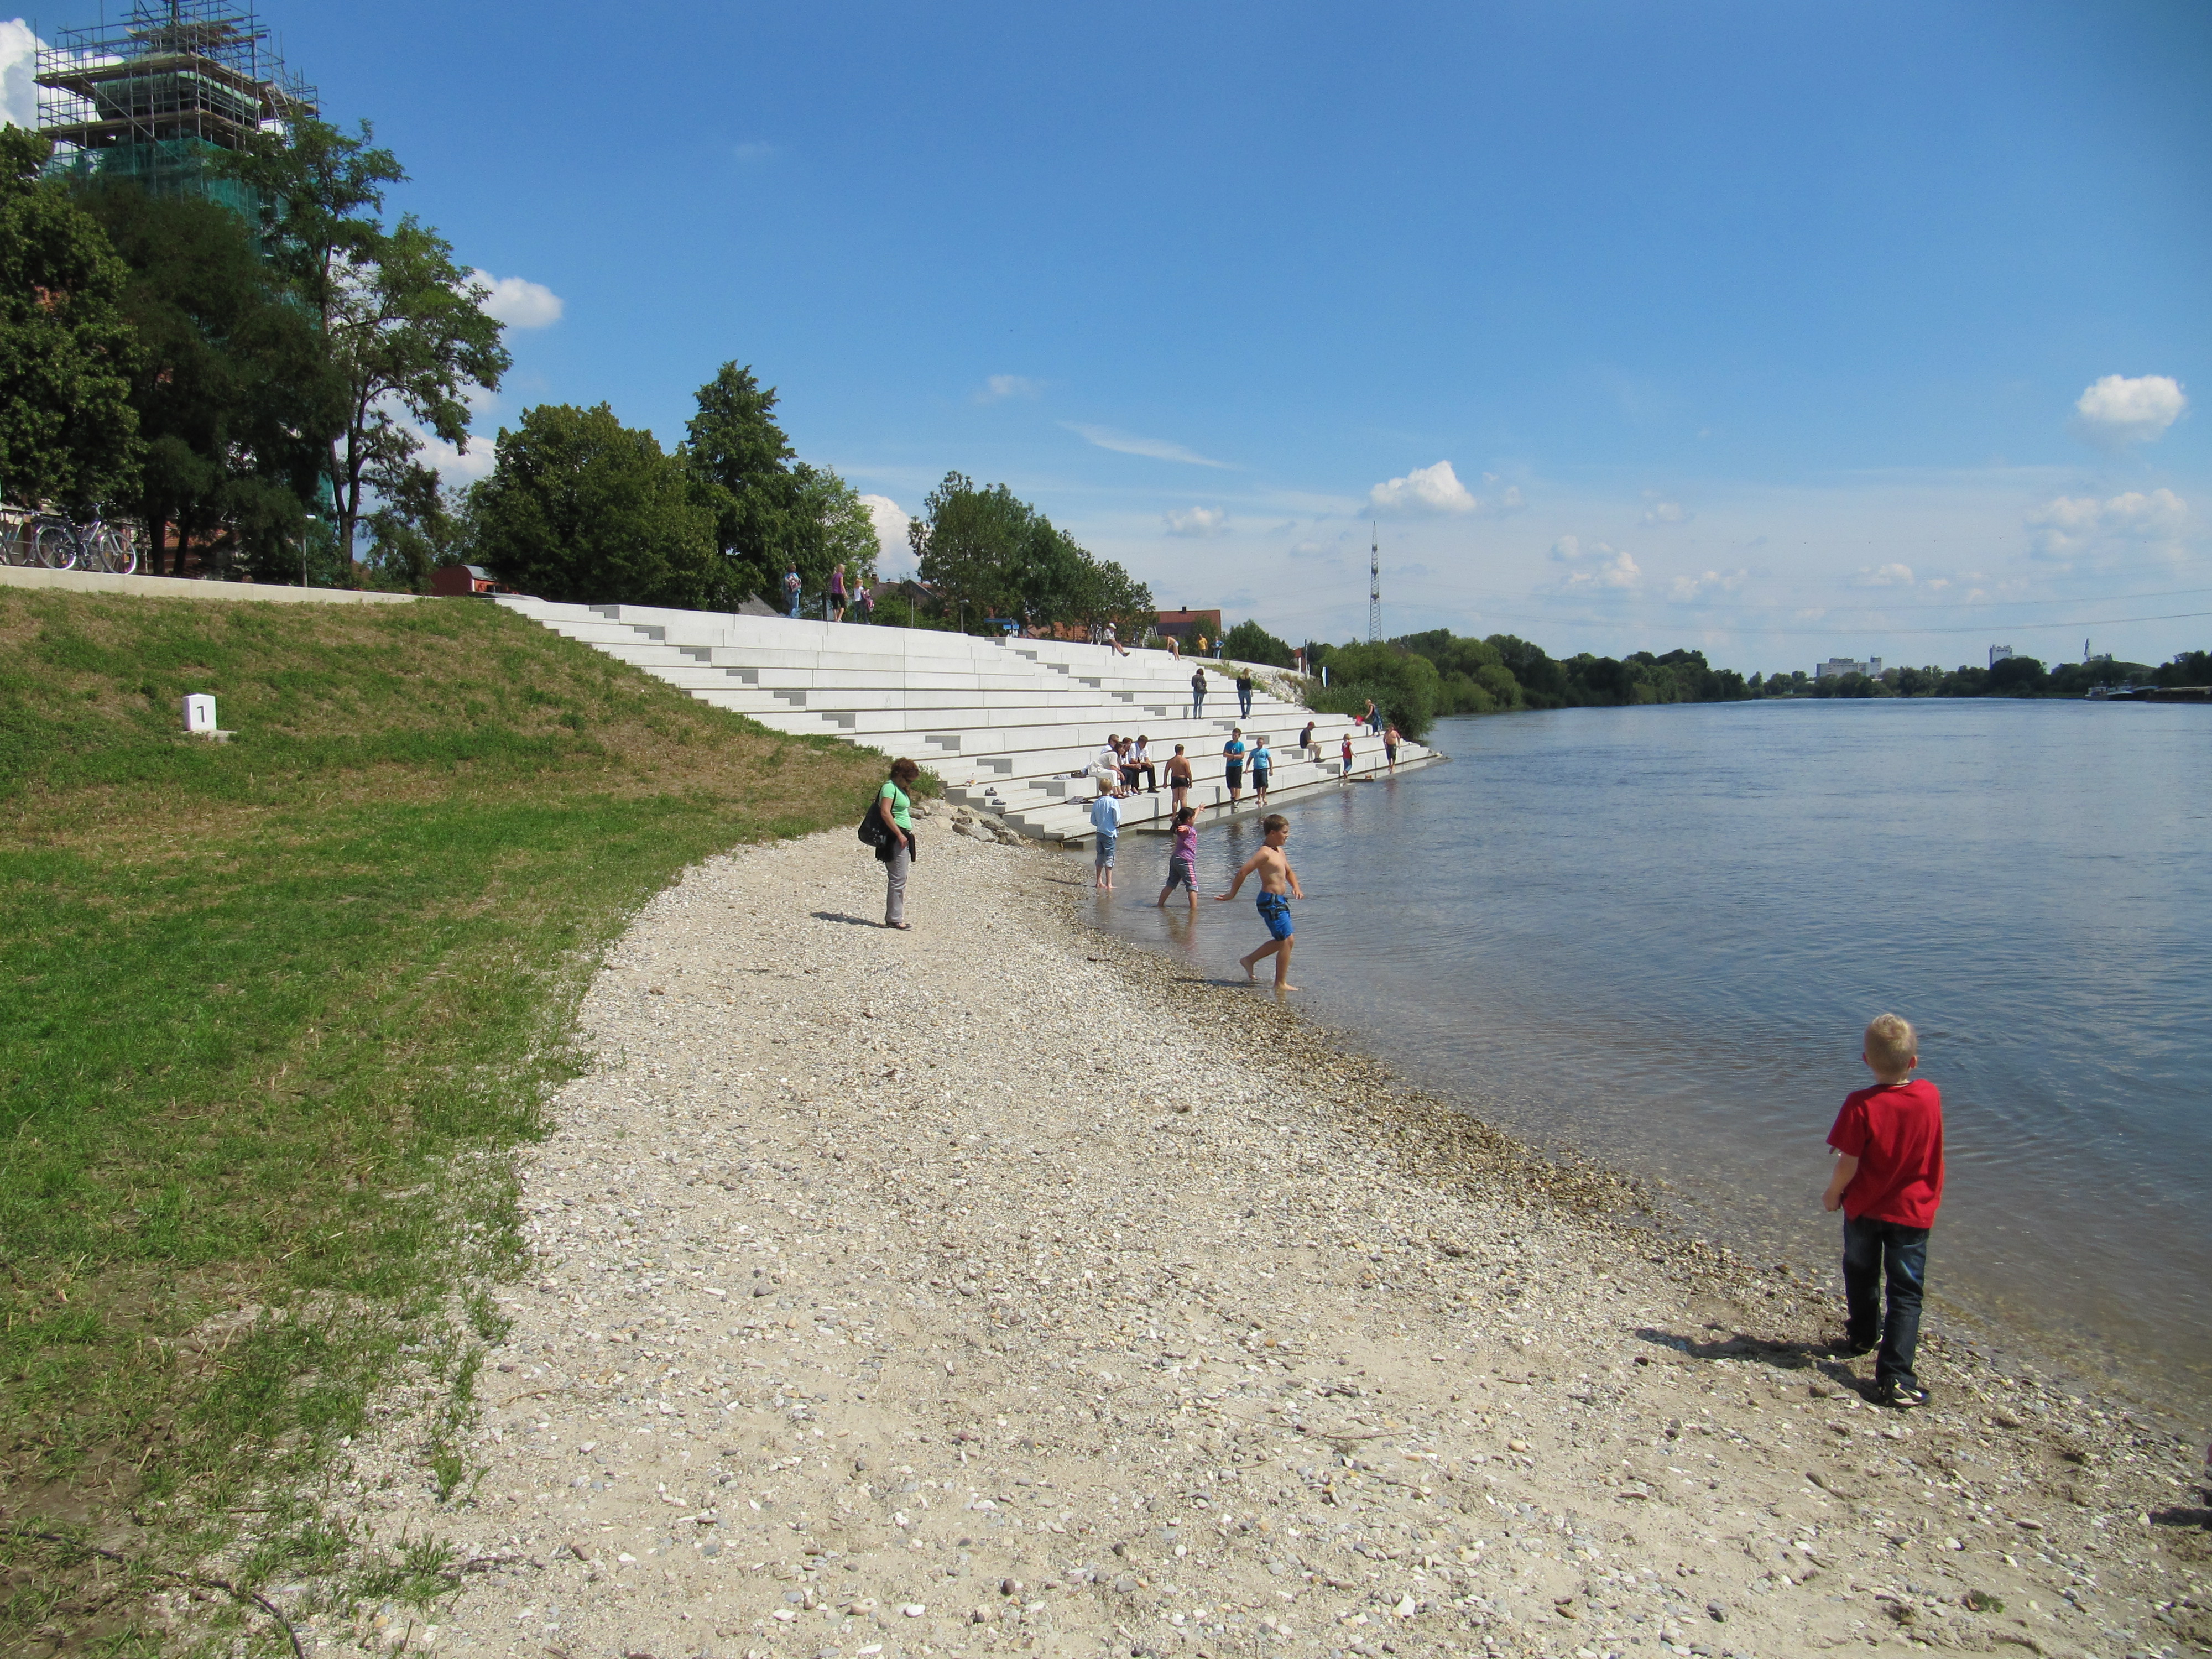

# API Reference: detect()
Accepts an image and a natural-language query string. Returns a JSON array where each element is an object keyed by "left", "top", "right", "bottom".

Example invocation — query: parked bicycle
[{"left": 28, "top": 512, "right": 137, "bottom": 574}]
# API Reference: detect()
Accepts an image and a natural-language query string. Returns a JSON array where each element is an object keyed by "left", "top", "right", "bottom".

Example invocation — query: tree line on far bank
[{"left": 1209, "top": 620, "right": 2210, "bottom": 746}]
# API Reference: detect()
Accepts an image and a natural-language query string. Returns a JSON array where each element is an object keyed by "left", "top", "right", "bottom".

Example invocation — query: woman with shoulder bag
[{"left": 876, "top": 758, "right": 921, "bottom": 930}]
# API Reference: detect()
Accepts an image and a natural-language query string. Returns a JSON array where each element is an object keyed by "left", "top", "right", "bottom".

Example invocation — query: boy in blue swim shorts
[{"left": 1216, "top": 813, "right": 1305, "bottom": 991}]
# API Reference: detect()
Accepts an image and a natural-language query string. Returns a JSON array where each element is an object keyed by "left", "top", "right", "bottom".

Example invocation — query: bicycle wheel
[
  {"left": 92, "top": 524, "right": 138, "bottom": 575},
  {"left": 32, "top": 520, "right": 79, "bottom": 570}
]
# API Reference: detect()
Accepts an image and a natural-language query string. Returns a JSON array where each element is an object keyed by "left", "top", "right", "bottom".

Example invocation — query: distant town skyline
[{"left": 6, "top": 1, "right": 2205, "bottom": 671}]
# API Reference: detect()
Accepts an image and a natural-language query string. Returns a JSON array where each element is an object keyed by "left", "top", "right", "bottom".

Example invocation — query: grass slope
[{"left": 0, "top": 591, "right": 888, "bottom": 1645}]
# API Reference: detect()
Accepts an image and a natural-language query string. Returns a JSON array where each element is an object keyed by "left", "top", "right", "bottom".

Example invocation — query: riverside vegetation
[
  {"left": 1211, "top": 624, "right": 2212, "bottom": 745},
  {"left": 0, "top": 589, "right": 895, "bottom": 1645}
]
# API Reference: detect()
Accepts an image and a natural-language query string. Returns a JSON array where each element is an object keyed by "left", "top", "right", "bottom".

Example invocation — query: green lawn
[{"left": 0, "top": 590, "right": 886, "bottom": 1645}]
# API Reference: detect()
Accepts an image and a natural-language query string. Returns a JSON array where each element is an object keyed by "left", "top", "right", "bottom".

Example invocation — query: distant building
[
  {"left": 1152, "top": 608, "right": 1222, "bottom": 646},
  {"left": 2084, "top": 638, "right": 2112, "bottom": 665},
  {"left": 1815, "top": 656, "right": 1882, "bottom": 680},
  {"left": 430, "top": 564, "right": 513, "bottom": 598},
  {"left": 1990, "top": 644, "right": 2015, "bottom": 669}
]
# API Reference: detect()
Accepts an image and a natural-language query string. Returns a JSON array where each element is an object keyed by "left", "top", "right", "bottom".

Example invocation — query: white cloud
[
  {"left": 1369, "top": 460, "right": 1478, "bottom": 516},
  {"left": 1164, "top": 506, "right": 1228, "bottom": 536},
  {"left": 1499, "top": 484, "right": 1526, "bottom": 512},
  {"left": 1668, "top": 568, "right": 1749, "bottom": 601},
  {"left": 0, "top": 20, "right": 40, "bottom": 128},
  {"left": 1063, "top": 423, "right": 1229, "bottom": 468},
  {"left": 1641, "top": 497, "right": 1692, "bottom": 525},
  {"left": 416, "top": 428, "right": 497, "bottom": 486},
  {"left": 1850, "top": 562, "right": 1915, "bottom": 587},
  {"left": 1548, "top": 534, "right": 1641, "bottom": 590},
  {"left": 2072, "top": 374, "right": 2186, "bottom": 446},
  {"left": 466, "top": 270, "right": 564, "bottom": 329},
  {"left": 860, "top": 494, "right": 912, "bottom": 564},
  {"left": 2027, "top": 487, "right": 2189, "bottom": 561},
  {"left": 978, "top": 374, "right": 1044, "bottom": 402}
]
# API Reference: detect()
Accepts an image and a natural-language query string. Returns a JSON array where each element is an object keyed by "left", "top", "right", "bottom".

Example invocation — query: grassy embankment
[{"left": 0, "top": 591, "right": 889, "bottom": 1646}]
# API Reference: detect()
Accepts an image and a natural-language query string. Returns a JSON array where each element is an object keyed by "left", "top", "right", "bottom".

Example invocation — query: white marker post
[{"left": 183, "top": 693, "right": 233, "bottom": 742}]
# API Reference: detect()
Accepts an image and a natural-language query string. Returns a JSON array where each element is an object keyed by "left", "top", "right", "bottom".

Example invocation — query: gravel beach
[{"left": 302, "top": 820, "right": 2210, "bottom": 1659}]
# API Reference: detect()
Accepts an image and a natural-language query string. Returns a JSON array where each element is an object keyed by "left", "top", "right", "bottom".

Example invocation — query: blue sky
[{"left": 11, "top": 1, "right": 2209, "bottom": 670}]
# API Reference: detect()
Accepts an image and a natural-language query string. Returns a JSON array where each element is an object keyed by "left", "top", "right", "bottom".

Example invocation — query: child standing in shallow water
[
  {"left": 1216, "top": 813, "right": 1305, "bottom": 990},
  {"left": 1156, "top": 805, "right": 1200, "bottom": 910},
  {"left": 1823, "top": 1012, "right": 1944, "bottom": 1410}
]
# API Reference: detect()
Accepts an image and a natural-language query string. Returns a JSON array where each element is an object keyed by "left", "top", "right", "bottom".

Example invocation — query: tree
[
  {"left": 0, "top": 128, "right": 140, "bottom": 510},
  {"left": 77, "top": 179, "right": 337, "bottom": 576},
  {"left": 908, "top": 471, "right": 1150, "bottom": 633},
  {"left": 1304, "top": 641, "right": 1441, "bottom": 740},
  {"left": 1986, "top": 654, "right": 2047, "bottom": 697},
  {"left": 322, "top": 218, "right": 508, "bottom": 574},
  {"left": 1222, "top": 619, "right": 1293, "bottom": 667},
  {"left": 2156, "top": 650, "right": 2211, "bottom": 688},
  {"left": 470, "top": 403, "right": 715, "bottom": 608},
  {"left": 684, "top": 362, "right": 877, "bottom": 608},
  {"left": 910, "top": 472, "right": 1034, "bottom": 622},
  {"left": 363, "top": 462, "right": 466, "bottom": 592},
  {"left": 225, "top": 119, "right": 508, "bottom": 576}
]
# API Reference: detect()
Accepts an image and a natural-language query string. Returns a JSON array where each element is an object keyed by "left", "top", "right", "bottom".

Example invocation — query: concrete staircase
[{"left": 495, "top": 597, "right": 1441, "bottom": 842}]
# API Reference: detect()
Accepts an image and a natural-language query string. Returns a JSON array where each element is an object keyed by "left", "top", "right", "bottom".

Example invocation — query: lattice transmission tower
[{"left": 1368, "top": 523, "right": 1382, "bottom": 643}]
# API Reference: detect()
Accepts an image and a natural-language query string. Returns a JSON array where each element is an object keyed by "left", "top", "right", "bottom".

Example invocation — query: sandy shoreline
[{"left": 294, "top": 822, "right": 2208, "bottom": 1659}]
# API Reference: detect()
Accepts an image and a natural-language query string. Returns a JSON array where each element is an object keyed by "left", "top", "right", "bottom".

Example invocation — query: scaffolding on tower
[
  {"left": 35, "top": 0, "right": 317, "bottom": 215},
  {"left": 1368, "top": 523, "right": 1382, "bottom": 643}
]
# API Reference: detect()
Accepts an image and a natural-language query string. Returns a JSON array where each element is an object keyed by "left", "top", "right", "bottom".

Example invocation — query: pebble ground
[{"left": 306, "top": 818, "right": 2210, "bottom": 1659}]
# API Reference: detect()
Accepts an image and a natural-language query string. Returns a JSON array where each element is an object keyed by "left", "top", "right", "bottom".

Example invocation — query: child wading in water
[
  {"left": 1216, "top": 813, "right": 1304, "bottom": 990},
  {"left": 1156, "top": 805, "right": 1200, "bottom": 910},
  {"left": 1823, "top": 1012, "right": 1944, "bottom": 1410}
]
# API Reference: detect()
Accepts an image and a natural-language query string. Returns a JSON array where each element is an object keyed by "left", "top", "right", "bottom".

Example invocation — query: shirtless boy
[{"left": 1216, "top": 813, "right": 1305, "bottom": 990}]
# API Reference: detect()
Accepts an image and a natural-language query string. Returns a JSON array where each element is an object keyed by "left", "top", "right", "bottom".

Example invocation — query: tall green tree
[
  {"left": 1222, "top": 619, "right": 1294, "bottom": 667},
  {"left": 684, "top": 362, "right": 875, "bottom": 607},
  {"left": 77, "top": 180, "right": 337, "bottom": 576},
  {"left": 471, "top": 402, "right": 714, "bottom": 608},
  {"left": 909, "top": 472, "right": 1032, "bottom": 622},
  {"left": 908, "top": 471, "right": 1150, "bottom": 632},
  {"left": 225, "top": 119, "right": 508, "bottom": 576},
  {"left": 0, "top": 128, "right": 140, "bottom": 511}
]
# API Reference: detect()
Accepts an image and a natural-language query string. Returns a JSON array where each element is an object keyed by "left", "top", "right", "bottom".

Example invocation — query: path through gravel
[{"left": 312, "top": 821, "right": 2209, "bottom": 1659}]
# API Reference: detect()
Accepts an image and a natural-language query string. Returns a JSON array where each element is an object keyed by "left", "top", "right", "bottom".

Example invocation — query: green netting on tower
[{"left": 45, "top": 136, "right": 264, "bottom": 220}]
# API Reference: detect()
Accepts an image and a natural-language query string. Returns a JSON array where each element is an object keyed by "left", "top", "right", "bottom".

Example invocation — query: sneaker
[
  {"left": 1828, "top": 1336, "right": 1879, "bottom": 1358},
  {"left": 1877, "top": 1381, "right": 1929, "bottom": 1410}
]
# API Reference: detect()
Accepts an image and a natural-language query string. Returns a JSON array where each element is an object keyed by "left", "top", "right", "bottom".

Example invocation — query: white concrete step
[{"left": 496, "top": 595, "right": 1441, "bottom": 841}]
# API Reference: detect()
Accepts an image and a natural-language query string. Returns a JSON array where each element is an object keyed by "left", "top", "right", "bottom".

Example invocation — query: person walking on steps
[
  {"left": 854, "top": 580, "right": 874, "bottom": 624},
  {"left": 784, "top": 564, "right": 804, "bottom": 619},
  {"left": 876, "top": 758, "right": 921, "bottom": 930},
  {"left": 828, "top": 562, "right": 848, "bottom": 622},
  {"left": 1236, "top": 669, "right": 1255, "bottom": 720},
  {"left": 1190, "top": 667, "right": 1208, "bottom": 721}
]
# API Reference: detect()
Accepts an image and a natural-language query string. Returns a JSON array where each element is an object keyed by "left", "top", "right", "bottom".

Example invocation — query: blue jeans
[
  {"left": 1237, "top": 689, "right": 1253, "bottom": 718},
  {"left": 1843, "top": 1214, "right": 1929, "bottom": 1391}
]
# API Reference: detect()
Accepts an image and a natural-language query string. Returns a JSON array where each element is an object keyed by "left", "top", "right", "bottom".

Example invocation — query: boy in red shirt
[{"left": 1822, "top": 1013, "right": 1944, "bottom": 1409}]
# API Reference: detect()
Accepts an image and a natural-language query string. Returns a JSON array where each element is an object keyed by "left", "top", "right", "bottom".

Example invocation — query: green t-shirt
[{"left": 878, "top": 780, "right": 912, "bottom": 831}]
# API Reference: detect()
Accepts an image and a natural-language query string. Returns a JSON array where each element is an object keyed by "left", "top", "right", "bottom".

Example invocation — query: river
[{"left": 1084, "top": 696, "right": 2212, "bottom": 1416}]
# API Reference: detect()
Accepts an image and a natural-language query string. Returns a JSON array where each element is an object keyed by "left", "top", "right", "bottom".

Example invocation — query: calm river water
[{"left": 1085, "top": 698, "right": 2212, "bottom": 1415}]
